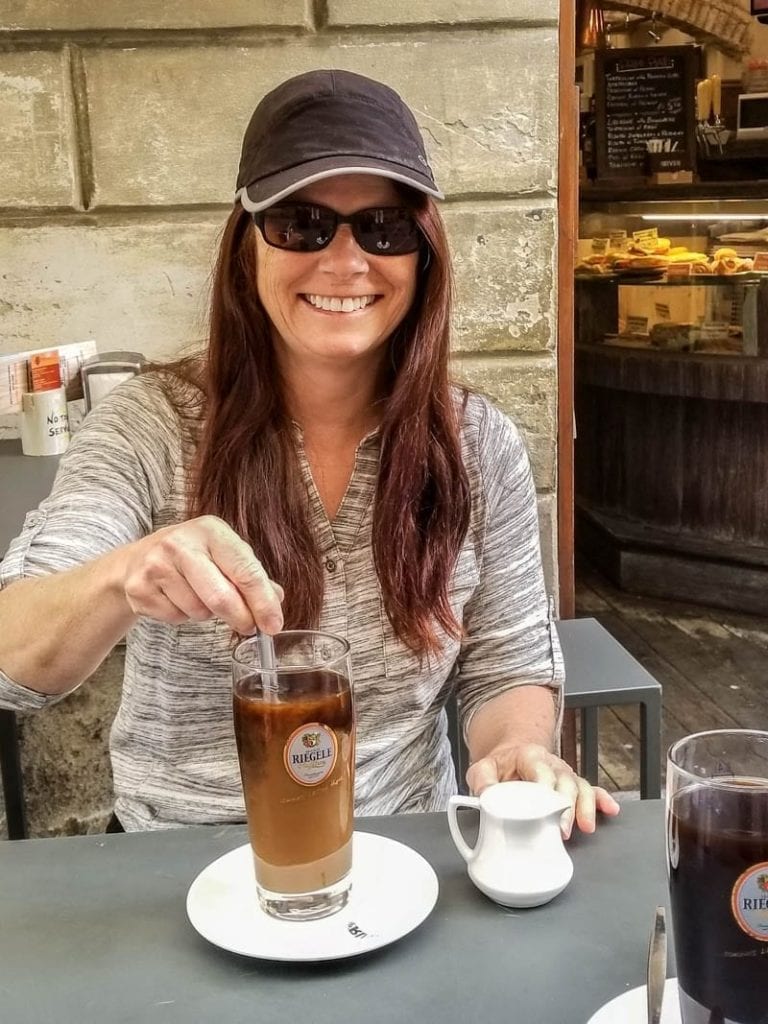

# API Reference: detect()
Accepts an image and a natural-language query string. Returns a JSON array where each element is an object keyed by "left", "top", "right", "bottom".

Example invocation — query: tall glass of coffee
[
  {"left": 667, "top": 730, "right": 768, "bottom": 1024},
  {"left": 232, "top": 630, "right": 355, "bottom": 921}
]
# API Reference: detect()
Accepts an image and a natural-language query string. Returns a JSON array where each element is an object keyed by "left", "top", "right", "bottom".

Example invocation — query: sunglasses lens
[
  {"left": 258, "top": 205, "right": 421, "bottom": 256},
  {"left": 260, "top": 205, "right": 336, "bottom": 251},
  {"left": 355, "top": 208, "right": 420, "bottom": 255}
]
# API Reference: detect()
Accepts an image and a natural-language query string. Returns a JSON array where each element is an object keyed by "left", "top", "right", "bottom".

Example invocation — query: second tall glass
[{"left": 667, "top": 729, "right": 768, "bottom": 1024}]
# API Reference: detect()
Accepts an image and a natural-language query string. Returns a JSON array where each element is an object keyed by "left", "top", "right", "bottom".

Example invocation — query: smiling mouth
[{"left": 301, "top": 294, "right": 379, "bottom": 313}]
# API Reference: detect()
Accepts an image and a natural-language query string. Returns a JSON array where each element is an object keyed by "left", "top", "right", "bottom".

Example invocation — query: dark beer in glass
[{"left": 667, "top": 730, "right": 768, "bottom": 1024}]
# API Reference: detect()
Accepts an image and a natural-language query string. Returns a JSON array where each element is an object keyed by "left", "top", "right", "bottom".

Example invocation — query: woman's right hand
[{"left": 120, "top": 515, "right": 284, "bottom": 635}]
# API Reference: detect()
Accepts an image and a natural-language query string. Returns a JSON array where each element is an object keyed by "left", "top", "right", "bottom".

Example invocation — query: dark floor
[{"left": 576, "top": 561, "right": 768, "bottom": 793}]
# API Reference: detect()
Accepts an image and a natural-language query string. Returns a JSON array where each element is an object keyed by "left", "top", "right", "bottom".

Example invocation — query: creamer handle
[{"left": 447, "top": 795, "right": 481, "bottom": 863}]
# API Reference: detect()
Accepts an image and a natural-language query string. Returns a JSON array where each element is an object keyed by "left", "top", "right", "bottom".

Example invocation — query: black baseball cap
[{"left": 235, "top": 70, "right": 443, "bottom": 212}]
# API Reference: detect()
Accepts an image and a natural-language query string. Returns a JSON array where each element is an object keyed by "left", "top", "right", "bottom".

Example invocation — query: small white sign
[{"left": 627, "top": 315, "right": 649, "bottom": 336}]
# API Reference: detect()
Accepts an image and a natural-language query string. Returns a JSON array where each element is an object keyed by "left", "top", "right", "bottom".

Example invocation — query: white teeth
[{"left": 304, "top": 294, "right": 376, "bottom": 312}]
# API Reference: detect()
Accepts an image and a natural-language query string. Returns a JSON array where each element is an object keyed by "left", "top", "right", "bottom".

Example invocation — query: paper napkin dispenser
[{"left": 81, "top": 351, "right": 146, "bottom": 412}]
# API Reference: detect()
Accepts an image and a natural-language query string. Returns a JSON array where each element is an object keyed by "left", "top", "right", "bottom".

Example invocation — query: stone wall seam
[
  {"left": 0, "top": 21, "right": 557, "bottom": 52},
  {"left": 0, "top": 204, "right": 229, "bottom": 229},
  {"left": 326, "top": 0, "right": 559, "bottom": 26},
  {"left": 0, "top": 195, "right": 559, "bottom": 225},
  {"left": 312, "top": 0, "right": 329, "bottom": 31},
  {"left": 444, "top": 196, "right": 558, "bottom": 214},
  {"left": 0, "top": 197, "right": 557, "bottom": 226},
  {"left": 326, "top": 19, "right": 559, "bottom": 32},
  {"left": 64, "top": 44, "right": 94, "bottom": 211},
  {"left": 452, "top": 351, "right": 558, "bottom": 366},
  {"left": 319, "top": 25, "right": 557, "bottom": 48}
]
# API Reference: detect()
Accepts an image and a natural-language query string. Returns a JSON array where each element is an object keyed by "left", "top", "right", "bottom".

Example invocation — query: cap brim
[{"left": 236, "top": 155, "right": 443, "bottom": 211}]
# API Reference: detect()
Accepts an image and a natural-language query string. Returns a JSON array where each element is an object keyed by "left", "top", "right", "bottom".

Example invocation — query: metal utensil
[
  {"left": 257, "top": 630, "right": 278, "bottom": 701},
  {"left": 647, "top": 906, "right": 667, "bottom": 1024}
]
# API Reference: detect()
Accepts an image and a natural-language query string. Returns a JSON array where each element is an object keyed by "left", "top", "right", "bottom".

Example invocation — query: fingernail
[{"left": 263, "top": 615, "right": 283, "bottom": 634}]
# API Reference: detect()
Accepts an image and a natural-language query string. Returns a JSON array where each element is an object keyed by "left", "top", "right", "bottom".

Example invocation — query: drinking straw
[{"left": 258, "top": 630, "right": 278, "bottom": 701}]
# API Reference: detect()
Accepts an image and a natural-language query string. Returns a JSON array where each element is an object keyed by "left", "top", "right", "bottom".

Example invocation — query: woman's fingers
[
  {"left": 157, "top": 571, "right": 228, "bottom": 623},
  {"left": 174, "top": 544, "right": 262, "bottom": 634},
  {"left": 549, "top": 771, "right": 580, "bottom": 838},
  {"left": 571, "top": 775, "right": 598, "bottom": 836},
  {"left": 518, "top": 746, "right": 558, "bottom": 789},
  {"left": 465, "top": 757, "right": 500, "bottom": 796},
  {"left": 466, "top": 743, "right": 621, "bottom": 837},
  {"left": 204, "top": 521, "right": 284, "bottom": 632},
  {"left": 594, "top": 786, "right": 621, "bottom": 817},
  {"left": 123, "top": 516, "right": 285, "bottom": 633},
  {"left": 124, "top": 587, "right": 189, "bottom": 625}
]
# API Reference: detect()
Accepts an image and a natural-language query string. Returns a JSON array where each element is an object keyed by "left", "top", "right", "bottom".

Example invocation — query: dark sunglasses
[{"left": 252, "top": 202, "right": 422, "bottom": 256}]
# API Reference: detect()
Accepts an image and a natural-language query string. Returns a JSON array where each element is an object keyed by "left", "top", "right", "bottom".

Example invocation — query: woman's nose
[{"left": 316, "top": 223, "right": 369, "bottom": 275}]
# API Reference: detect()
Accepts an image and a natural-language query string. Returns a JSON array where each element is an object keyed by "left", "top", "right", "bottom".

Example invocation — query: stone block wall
[{"left": 0, "top": 1, "right": 561, "bottom": 836}]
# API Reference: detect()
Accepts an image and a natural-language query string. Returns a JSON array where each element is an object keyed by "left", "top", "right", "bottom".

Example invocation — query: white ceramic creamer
[{"left": 448, "top": 780, "right": 574, "bottom": 908}]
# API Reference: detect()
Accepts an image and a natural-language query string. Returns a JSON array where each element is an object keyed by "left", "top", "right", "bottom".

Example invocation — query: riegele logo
[
  {"left": 732, "top": 861, "right": 768, "bottom": 941},
  {"left": 284, "top": 723, "right": 337, "bottom": 787}
]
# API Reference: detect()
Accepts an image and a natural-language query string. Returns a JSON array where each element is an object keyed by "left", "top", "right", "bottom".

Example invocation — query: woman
[{"left": 0, "top": 70, "right": 619, "bottom": 834}]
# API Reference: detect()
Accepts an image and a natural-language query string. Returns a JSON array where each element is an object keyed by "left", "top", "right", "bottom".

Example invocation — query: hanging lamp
[{"left": 576, "top": 0, "right": 607, "bottom": 51}]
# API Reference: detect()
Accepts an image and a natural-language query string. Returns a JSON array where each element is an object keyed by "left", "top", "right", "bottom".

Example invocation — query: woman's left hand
[{"left": 466, "top": 742, "right": 621, "bottom": 839}]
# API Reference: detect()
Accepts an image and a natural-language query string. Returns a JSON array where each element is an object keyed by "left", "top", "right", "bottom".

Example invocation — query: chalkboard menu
[{"left": 595, "top": 46, "right": 701, "bottom": 181}]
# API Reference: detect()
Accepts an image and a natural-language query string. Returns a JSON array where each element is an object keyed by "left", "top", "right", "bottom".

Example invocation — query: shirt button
[{"left": 325, "top": 558, "right": 337, "bottom": 573}]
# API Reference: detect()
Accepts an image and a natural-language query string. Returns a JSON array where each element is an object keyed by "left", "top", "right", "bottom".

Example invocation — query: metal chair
[
  {"left": 0, "top": 710, "right": 28, "bottom": 840},
  {"left": 447, "top": 617, "right": 663, "bottom": 799}
]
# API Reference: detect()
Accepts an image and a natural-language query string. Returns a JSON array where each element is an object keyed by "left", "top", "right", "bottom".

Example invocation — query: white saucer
[
  {"left": 587, "top": 979, "right": 680, "bottom": 1024},
  {"left": 186, "top": 831, "right": 439, "bottom": 961}
]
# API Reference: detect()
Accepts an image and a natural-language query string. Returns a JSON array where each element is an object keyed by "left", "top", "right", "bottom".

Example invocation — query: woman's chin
[{"left": 300, "top": 336, "right": 388, "bottom": 364}]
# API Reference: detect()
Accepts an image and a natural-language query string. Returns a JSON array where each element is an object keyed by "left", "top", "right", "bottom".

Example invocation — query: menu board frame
[{"left": 594, "top": 45, "right": 701, "bottom": 182}]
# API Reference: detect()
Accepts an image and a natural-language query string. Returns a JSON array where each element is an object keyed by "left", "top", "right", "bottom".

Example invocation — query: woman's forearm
[
  {"left": 466, "top": 684, "right": 559, "bottom": 764},
  {"left": 0, "top": 546, "right": 138, "bottom": 695}
]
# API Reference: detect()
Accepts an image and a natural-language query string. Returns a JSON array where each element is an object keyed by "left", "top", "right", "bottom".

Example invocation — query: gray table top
[{"left": 0, "top": 801, "right": 671, "bottom": 1024}]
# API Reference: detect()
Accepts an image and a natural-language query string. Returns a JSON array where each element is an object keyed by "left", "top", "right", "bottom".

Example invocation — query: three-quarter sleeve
[
  {"left": 0, "top": 374, "right": 180, "bottom": 710},
  {"left": 455, "top": 404, "right": 564, "bottom": 742}
]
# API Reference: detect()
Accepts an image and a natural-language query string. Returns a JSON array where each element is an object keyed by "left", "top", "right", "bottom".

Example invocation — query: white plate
[
  {"left": 587, "top": 979, "right": 681, "bottom": 1024},
  {"left": 186, "top": 831, "right": 439, "bottom": 961}
]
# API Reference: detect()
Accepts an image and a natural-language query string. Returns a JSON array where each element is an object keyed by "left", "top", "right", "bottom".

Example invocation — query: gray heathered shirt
[{"left": 0, "top": 374, "right": 563, "bottom": 830}]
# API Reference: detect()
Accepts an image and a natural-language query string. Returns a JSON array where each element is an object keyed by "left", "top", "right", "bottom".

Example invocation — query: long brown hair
[{"left": 185, "top": 193, "right": 471, "bottom": 654}]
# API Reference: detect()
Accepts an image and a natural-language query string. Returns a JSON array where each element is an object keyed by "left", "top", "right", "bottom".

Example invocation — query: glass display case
[
  {"left": 576, "top": 197, "right": 768, "bottom": 356},
  {"left": 574, "top": 196, "right": 768, "bottom": 616}
]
